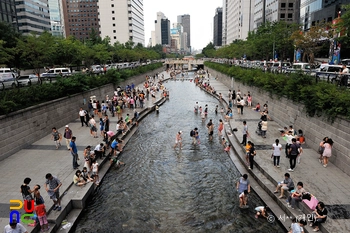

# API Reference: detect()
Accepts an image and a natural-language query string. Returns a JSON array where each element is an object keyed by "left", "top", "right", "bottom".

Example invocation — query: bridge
[{"left": 164, "top": 59, "right": 204, "bottom": 70}]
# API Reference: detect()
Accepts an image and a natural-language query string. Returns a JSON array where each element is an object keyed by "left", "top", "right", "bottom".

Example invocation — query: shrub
[
  {"left": 0, "top": 63, "right": 163, "bottom": 115},
  {"left": 205, "top": 61, "right": 350, "bottom": 122}
]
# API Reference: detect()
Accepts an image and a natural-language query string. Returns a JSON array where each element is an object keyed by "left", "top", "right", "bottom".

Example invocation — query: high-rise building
[
  {"left": 15, "top": 0, "right": 51, "bottom": 35},
  {"left": 222, "top": 0, "right": 228, "bottom": 45},
  {"left": 300, "top": 0, "right": 350, "bottom": 30},
  {"left": 177, "top": 14, "right": 190, "bottom": 51},
  {"left": 161, "top": 17, "right": 170, "bottom": 45},
  {"left": 61, "top": 0, "right": 99, "bottom": 41},
  {"left": 0, "top": 0, "right": 17, "bottom": 30},
  {"left": 48, "top": 0, "right": 63, "bottom": 37},
  {"left": 254, "top": 0, "right": 266, "bottom": 29},
  {"left": 170, "top": 24, "right": 182, "bottom": 52},
  {"left": 213, "top": 7, "right": 223, "bottom": 47},
  {"left": 99, "top": 0, "right": 144, "bottom": 46},
  {"left": 254, "top": 0, "right": 301, "bottom": 30},
  {"left": 225, "top": 0, "right": 254, "bottom": 43},
  {"left": 151, "top": 12, "right": 170, "bottom": 46}
]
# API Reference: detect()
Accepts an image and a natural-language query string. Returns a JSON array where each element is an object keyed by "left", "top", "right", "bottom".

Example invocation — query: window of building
[
  {"left": 111, "top": 4, "right": 114, "bottom": 7},
  {"left": 288, "top": 13, "right": 292, "bottom": 18},
  {"left": 112, "top": 11, "right": 114, "bottom": 14},
  {"left": 281, "top": 3, "right": 286, "bottom": 8},
  {"left": 113, "top": 23, "right": 115, "bottom": 26},
  {"left": 280, "top": 13, "right": 285, "bottom": 18},
  {"left": 112, "top": 17, "right": 115, "bottom": 20},
  {"left": 288, "top": 3, "right": 293, "bottom": 8},
  {"left": 113, "top": 30, "right": 116, "bottom": 33},
  {"left": 114, "top": 36, "right": 117, "bottom": 39}
]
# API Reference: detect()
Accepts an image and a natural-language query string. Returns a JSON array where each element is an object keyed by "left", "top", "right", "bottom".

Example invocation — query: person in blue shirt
[{"left": 69, "top": 137, "right": 79, "bottom": 169}]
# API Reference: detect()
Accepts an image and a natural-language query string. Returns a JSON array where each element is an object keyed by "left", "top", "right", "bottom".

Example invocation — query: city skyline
[{"left": 144, "top": 0, "right": 222, "bottom": 50}]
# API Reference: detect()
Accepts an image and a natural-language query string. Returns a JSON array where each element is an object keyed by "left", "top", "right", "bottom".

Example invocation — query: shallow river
[{"left": 75, "top": 75, "right": 285, "bottom": 233}]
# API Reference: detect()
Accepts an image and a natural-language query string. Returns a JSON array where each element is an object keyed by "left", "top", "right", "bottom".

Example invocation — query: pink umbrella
[{"left": 107, "top": 131, "right": 115, "bottom": 137}]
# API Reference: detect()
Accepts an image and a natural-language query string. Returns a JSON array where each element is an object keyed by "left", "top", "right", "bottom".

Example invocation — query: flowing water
[{"left": 75, "top": 74, "right": 285, "bottom": 233}]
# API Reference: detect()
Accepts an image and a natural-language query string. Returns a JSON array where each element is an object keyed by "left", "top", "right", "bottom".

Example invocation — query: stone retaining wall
[
  {"left": 0, "top": 67, "right": 164, "bottom": 161},
  {"left": 207, "top": 67, "right": 350, "bottom": 176}
]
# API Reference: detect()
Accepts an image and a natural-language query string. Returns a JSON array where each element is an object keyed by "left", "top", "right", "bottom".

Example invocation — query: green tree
[
  {"left": 92, "top": 43, "right": 111, "bottom": 64},
  {"left": 16, "top": 32, "right": 56, "bottom": 75},
  {"left": 54, "top": 36, "right": 85, "bottom": 67},
  {"left": 0, "top": 22, "right": 21, "bottom": 67},
  {"left": 202, "top": 42, "right": 216, "bottom": 58},
  {"left": 291, "top": 23, "right": 330, "bottom": 63},
  {"left": 336, "top": 4, "right": 350, "bottom": 59},
  {"left": 0, "top": 40, "right": 11, "bottom": 64}
]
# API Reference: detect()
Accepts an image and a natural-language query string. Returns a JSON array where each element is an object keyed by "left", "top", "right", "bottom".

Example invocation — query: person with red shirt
[{"left": 35, "top": 200, "right": 49, "bottom": 232}]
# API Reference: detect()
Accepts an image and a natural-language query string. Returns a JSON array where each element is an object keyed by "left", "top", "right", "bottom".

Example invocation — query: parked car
[
  {"left": 315, "top": 64, "right": 343, "bottom": 82},
  {"left": 286, "top": 63, "right": 315, "bottom": 75},
  {"left": 0, "top": 68, "right": 18, "bottom": 90},
  {"left": 0, "top": 74, "right": 17, "bottom": 90},
  {"left": 17, "top": 74, "right": 40, "bottom": 86},
  {"left": 41, "top": 67, "right": 71, "bottom": 79},
  {"left": 90, "top": 65, "right": 102, "bottom": 74},
  {"left": 270, "top": 61, "right": 292, "bottom": 73}
]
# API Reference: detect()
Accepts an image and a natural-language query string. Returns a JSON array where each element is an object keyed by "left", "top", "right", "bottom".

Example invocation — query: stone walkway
[
  {"left": 1, "top": 71, "right": 349, "bottom": 233},
  {"left": 0, "top": 71, "right": 169, "bottom": 232},
  {"left": 205, "top": 77, "right": 350, "bottom": 233}
]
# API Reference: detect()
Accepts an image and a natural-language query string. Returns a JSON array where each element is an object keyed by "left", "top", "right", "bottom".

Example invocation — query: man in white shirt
[
  {"left": 79, "top": 107, "right": 88, "bottom": 127},
  {"left": 94, "top": 143, "right": 105, "bottom": 159},
  {"left": 4, "top": 221, "right": 28, "bottom": 233},
  {"left": 340, "top": 65, "right": 349, "bottom": 86}
]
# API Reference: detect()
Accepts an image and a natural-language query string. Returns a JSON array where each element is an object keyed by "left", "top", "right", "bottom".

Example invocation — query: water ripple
[{"left": 75, "top": 77, "right": 285, "bottom": 233}]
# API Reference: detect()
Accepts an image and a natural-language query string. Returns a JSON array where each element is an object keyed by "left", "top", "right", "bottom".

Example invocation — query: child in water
[
  {"left": 201, "top": 111, "right": 206, "bottom": 122},
  {"left": 224, "top": 144, "right": 231, "bottom": 152},
  {"left": 195, "top": 131, "right": 200, "bottom": 144},
  {"left": 239, "top": 190, "right": 248, "bottom": 207}
]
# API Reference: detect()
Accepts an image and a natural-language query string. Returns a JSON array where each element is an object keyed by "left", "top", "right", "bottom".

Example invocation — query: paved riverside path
[
  {"left": 0, "top": 71, "right": 169, "bottom": 232},
  {"left": 204, "top": 77, "right": 350, "bottom": 233},
  {"left": 1, "top": 71, "right": 349, "bottom": 232}
]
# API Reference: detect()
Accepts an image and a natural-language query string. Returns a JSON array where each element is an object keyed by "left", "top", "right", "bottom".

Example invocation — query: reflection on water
[{"left": 75, "top": 76, "right": 285, "bottom": 233}]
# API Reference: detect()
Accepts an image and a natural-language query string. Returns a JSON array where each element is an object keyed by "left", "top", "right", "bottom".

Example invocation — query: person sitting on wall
[
  {"left": 253, "top": 103, "right": 260, "bottom": 111},
  {"left": 273, "top": 173, "right": 295, "bottom": 198}
]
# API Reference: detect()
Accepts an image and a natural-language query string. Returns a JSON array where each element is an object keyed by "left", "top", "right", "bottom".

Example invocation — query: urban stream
[{"left": 75, "top": 74, "right": 285, "bottom": 232}]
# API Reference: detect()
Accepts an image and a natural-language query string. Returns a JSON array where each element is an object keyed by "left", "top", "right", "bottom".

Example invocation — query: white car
[
  {"left": 0, "top": 69, "right": 18, "bottom": 90},
  {"left": 41, "top": 68, "right": 71, "bottom": 78},
  {"left": 17, "top": 74, "right": 40, "bottom": 86}
]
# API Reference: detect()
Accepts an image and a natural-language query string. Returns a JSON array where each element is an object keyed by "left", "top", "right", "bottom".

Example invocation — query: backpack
[{"left": 190, "top": 130, "right": 195, "bottom": 137}]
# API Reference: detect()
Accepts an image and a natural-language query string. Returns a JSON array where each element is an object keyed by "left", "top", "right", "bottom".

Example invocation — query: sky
[{"left": 144, "top": 0, "right": 223, "bottom": 51}]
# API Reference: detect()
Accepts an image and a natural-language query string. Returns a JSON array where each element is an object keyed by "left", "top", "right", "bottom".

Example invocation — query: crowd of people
[
  {"left": 10, "top": 73, "right": 169, "bottom": 232},
  {"left": 192, "top": 71, "right": 329, "bottom": 232},
  {"left": 8, "top": 70, "right": 332, "bottom": 233}
]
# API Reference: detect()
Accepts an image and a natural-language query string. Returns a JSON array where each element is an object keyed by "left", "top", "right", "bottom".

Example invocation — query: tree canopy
[{"left": 0, "top": 22, "right": 163, "bottom": 70}]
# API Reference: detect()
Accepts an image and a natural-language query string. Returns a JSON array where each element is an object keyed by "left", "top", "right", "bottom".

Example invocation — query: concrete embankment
[
  {"left": 0, "top": 70, "right": 168, "bottom": 232},
  {"left": 199, "top": 70, "right": 350, "bottom": 233},
  {"left": 0, "top": 67, "right": 164, "bottom": 161}
]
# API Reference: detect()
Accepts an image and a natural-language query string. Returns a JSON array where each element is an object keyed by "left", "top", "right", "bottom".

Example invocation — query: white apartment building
[
  {"left": 223, "top": 0, "right": 253, "bottom": 45},
  {"left": 99, "top": 0, "right": 144, "bottom": 46},
  {"left": 222, "top": 0, "right": 228, "bottom": 45}
]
